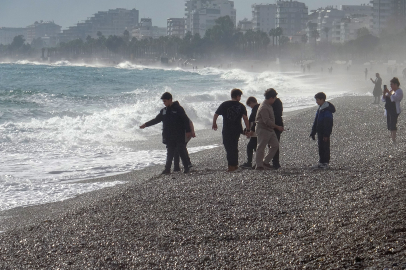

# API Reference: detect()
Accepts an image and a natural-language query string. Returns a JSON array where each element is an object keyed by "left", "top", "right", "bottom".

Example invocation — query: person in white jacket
[{"left": 382, "top": 77, "right": 403, "bottom": 144}]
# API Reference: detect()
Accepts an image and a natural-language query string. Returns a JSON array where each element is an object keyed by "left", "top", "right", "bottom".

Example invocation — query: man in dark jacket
[
  {"left": 271, "top": 94, "right": 284, "bottom": 169},
  {"left": 310, "top": 92, "right": 336, "bottom": 169},
  {"left": 240, "top": 96, "right": 260, "bottom": 169},
  {"left": 140, "top": 92, "right": 191, "bottom": 174}
]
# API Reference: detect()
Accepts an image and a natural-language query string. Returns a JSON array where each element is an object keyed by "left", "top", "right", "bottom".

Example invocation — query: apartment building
[
  {"left": 237, "top": 18, "right": 253, "bottom": 34},
  {"left": 371, "top": 0, "right": 406, "bottom": 35},
  {"left": 167, "top": 18, "right": 186, "bottom": 38},
  {"left": 58, "top": 8, "right": 139, "bottom": 43},
  {"left": 251, "top": 4, "right": 277, "bottom": 33},
  {"left": 185, "top": 0, "right": 236, "bottom": 36},
  {"left": 276, "top": 0, "right": 308, "bottom": 37},
  {"left": 26, "top": 21, "right": 61, "bottom": 44},
  {"left": 0, "top": 27, "right": 26, "bottom": 45}
]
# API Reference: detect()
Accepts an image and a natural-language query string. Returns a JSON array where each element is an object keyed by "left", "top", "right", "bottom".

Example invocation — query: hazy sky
[{"left": 1, "top": 0, "right": 370, "bottom": 29}]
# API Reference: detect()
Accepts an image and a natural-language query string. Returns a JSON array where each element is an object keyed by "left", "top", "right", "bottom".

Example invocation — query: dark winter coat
[
  {"left": 145, "top": 101, "right": 191, "bottom": 144},
  {"left": 311, "top": 101, "right": 336, "bottom": 137}
]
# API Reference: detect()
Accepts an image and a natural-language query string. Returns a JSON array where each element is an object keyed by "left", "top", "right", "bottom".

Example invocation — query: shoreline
[{"left": 1, "top": 96, "right": 406, "bottom": 268}]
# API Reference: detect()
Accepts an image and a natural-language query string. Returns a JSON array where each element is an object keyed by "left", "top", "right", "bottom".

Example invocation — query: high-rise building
[
  {"left": 371, "top": 0, "right": 406, "bottom": 35},
  {"left": 276, "top": 1, "right": 308, "bottom": 37},
  {"left": 132, "top": 18, "right": 167, "bottom": 39},
  {"left": 185, "top": 0, "right": 236, "bottom": 36},
  {"left": 58, "top": 8, "right": 139, "bottom": 43},
  {"left": 0, "top": 27, "right": 26, "bottom": 45},
  {"left": 251, "top": 4, "right": 277, "bottom": 33},
  {"left": 317, "top": 8, "right": 346, "bottom": 41},
  {"left": 237, "top": 18, "right": 253, "bottom": 34},
  {"left": 167, "top": 18, "right": 186, "bottom": 38},
  {"left": 26, "top": 21, "right": 61, "bottom": 44}
]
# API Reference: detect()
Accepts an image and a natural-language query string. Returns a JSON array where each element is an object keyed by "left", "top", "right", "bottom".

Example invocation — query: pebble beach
[{"left": 1, "top": 96, "right": 405, "bottom": 269}]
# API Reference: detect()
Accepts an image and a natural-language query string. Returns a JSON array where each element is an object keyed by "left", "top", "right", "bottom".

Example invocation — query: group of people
[{"left": 140, "top": 87, "right": 337, "bottom": 174}]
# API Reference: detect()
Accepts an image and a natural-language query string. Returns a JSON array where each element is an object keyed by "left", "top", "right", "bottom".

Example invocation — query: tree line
[{"left": 1, "top": 16, "right": 406, "bottom": 64}]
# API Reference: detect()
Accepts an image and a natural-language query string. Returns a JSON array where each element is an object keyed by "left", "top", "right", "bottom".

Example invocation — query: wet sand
[{"left": 1, "top": 96, "right": 406, "bottom": 269}]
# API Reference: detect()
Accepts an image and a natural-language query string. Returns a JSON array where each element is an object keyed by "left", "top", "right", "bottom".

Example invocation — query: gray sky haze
[{"left": 1, "top": 0, "right": 370, "bottom": 29}]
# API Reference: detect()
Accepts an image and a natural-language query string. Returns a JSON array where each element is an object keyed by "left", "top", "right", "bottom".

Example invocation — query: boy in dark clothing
[
  {"left": 212, "top": 89, "right": 250, "bottom": 172},
  {"left": 271, "top": 95, "right": 284, "bottom": 169},
  {"left": 240, "top": 97, "right": 259, "bottom": 169},
  {"left": 140, "top": 92, "right": 192, "bottom": 174},
  {"left": 310, "top": 92, "right": 336, "bottom": 169}
]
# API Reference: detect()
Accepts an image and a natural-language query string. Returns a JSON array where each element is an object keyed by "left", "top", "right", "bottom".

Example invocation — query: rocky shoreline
[{"left": 1, "top": 96, "right": 405, "bottom": 269}]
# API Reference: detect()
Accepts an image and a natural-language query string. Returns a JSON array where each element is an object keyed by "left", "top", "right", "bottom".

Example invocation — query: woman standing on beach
[
  {"left": 382, "top": 77, "right": 403, "bottom": 144},
  {"left": 370, "top": 73, "right": 382, "bottom": 104}
]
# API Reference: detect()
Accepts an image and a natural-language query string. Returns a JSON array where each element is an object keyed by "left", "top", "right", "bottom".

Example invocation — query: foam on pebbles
[{"left": 0, "top": 96, "right": 405, "bottom": 269}]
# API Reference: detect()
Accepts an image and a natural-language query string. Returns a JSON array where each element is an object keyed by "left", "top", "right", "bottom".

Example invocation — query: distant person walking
[
  {"left": 212, "top": 89, "right": 250, "bottom": 172},
  {"left": 140, "top": 92, "right": 192, "bottom": 174},
  {"left": 310, "top": 92, "right": 336, "bottom": 169},
  {"left": 255, "top": 89, "right": 284, "bottom": 170},
  {"left": 240, "top": 97, "right": 260, "bottom": 169},
  {"left": 382, "top": 77, "right": 403, "bottom": 144},
  {"left": 371, "top": 73, "right": 382, "bottom": 104}
]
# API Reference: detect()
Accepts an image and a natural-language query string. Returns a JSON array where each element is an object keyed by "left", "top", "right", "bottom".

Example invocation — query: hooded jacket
[
  {"left": 145, "top": 101, "right": 191, "bottom": 144},
  {"left": 311, "top": 101, "right": 336, "bottom": 137}
]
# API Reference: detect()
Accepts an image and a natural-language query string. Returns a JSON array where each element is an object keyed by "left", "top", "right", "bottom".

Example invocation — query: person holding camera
[{"left": 382, "top": 77, "right": 403, "bottom": 144}]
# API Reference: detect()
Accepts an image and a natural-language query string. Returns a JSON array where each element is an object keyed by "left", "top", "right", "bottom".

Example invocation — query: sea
[{"left": 0, "top": 60, "right": 368, "bottom": 212}]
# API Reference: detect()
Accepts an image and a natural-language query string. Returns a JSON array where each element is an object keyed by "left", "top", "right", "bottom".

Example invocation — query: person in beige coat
[{"left": 255, "top": 89, "right": 284, "bottom": 170}]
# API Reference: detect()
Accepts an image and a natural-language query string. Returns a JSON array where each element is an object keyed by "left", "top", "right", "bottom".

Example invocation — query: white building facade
[
  {"left": 185, "top": 0, "right": 236, "bottom": 36},
  {"left": 371, "top": 0, "right": 406, "bottom": 35},
  {"left": 251, "top": 4, "right": 277, "bottom": 33},
  {"left": 167, "top": 18, "right": 186, "bottom": 38}
]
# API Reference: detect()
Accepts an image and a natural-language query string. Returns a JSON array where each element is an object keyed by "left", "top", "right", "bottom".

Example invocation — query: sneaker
[
  {"left": 174, "top": 167, "right": 181, "bottom": 172},
  {"left": 272, "top": 164, "right": 281, "bottom": 170},
  {"left": 263, "top": 163, "right": 272, "bottom": 170},
  {"left": 184, "top": 166, "right": 190, "bottom": 174},
  {"left": 188, "top": 163, "right": 193, "bottom": 168},
  {"left": 319, "top": 163, "right": 329, "bottom": 169},
  {"left": 162, "top": 169, "right": 171, "bottom": 175},
  {"left": 227, "top": 166, "right": 239, "bottom": 172},
  {"left": 311, "top": 163, "right": 323, "bottom": 169},
  {"left": 240, "top": 162, "right": 252, "bottom": 169}
]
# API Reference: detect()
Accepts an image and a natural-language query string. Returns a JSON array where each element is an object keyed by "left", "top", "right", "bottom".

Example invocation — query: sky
[{"left": 0, "top": 0, "right": 370, "bottom": 29}]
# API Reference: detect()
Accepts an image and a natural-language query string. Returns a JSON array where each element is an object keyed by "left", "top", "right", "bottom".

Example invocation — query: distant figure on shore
[
  {"left": 254, "top": 89, "right": 284, "bottom": 170},
  {"left": 365, "top": 68, "right": 368, "bottom": 80},
  {"left": 371, "top": 73, "right": 382, "bottom": 104},
  {"left": 212, "top": 89, "right": 249, "bottom": 172},
  {"left": 310, "top": 92, "right": 336, "bottom": 169},
  {"left": 240, "top": 97, "right": 260, "bottom": 169},
  {"left": 140, "top": 92, "right": 192, "bottom": 174},
  {"left": 382, "top": 77, "right": 403, "bottom": 144}
]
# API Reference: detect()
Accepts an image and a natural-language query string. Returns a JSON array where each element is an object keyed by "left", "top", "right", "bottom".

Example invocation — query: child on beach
[
  {"left": 240, "top": 97, "right": 260, "bottom": 169},
  {"left": 382, "top": 77, "right": 403, "bottom": 144},
  {"left": 310, "top": 92, "right": 336, "bottom": 169},
  {"left": 212, "top": 89, "right": 250, "bottom": 172},
  {"left": 140, "top": 92, "right": 192, "bottom": 174}
]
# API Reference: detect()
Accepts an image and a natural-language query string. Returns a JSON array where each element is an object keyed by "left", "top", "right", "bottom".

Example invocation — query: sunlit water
[{"left": 0, "top": 60, "right": 368, "bottom": 211}]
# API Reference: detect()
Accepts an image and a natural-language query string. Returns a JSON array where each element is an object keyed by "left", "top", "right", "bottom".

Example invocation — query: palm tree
[
  {"left": 311, "top": 29, "right": 320, "bottom": 44},
  {"left": 269, "top": 28, "right": 276, "bottom": 46},
  {"left": 275, "top": 27, "right": 283, "bottom": 46}
]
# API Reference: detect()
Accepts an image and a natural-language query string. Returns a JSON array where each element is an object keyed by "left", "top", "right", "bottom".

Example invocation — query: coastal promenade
[{"left": 1, "top": 96, "right": 405, "bottom": 269}]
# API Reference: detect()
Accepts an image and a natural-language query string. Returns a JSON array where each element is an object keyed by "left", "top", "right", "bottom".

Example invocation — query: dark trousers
[
  {"left": 223, "top": 132, "right": 240, "bottom": 166},
  {"left": 165, "top": 141, "right": 189, "bottom": 170},
  {"left": 174, "top": 146, "right": 191, "bottom": 169},
  {"left": 247, "top": 137, "right": 257, "bottom": 163},
  {"left": 272, "top": 130, "right": 282, "bottom": 166},
  {"left": 317, "top": 133, "right": 330, "bottom": 164}
]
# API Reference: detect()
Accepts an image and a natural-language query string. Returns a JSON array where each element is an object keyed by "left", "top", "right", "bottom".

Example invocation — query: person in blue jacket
[{"left": 310, "top": 92, "right": 336, "bottom": 169}]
